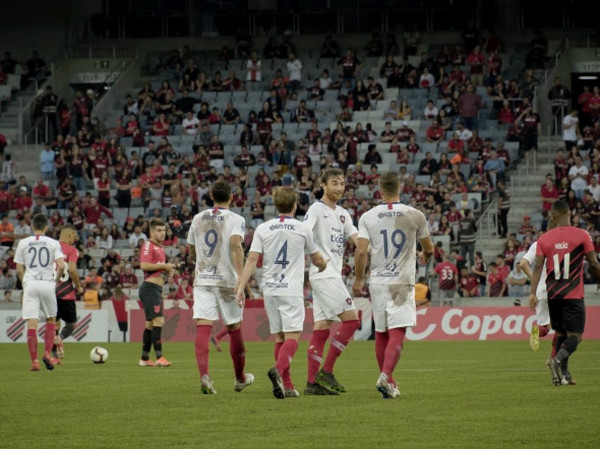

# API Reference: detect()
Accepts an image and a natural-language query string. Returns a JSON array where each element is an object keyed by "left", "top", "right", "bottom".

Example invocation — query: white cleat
[
  {"left": 234, "top": 373, "right": 255, "bottom": 392},
  {"left": 201, "top": 374, "right": 217, "bottom": 394},
  {"left": 376, "top": 373, "right": 397, "bottom": 399},
  {"left": 284, "top": 388, "right": 300, "bottom": 398}
]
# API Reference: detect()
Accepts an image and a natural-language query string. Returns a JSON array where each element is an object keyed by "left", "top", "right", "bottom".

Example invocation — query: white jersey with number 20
[
  {"left": 14, "top": 235, "right": 64, "bottom": 283},
  {"left": 358, "top": 202, "right": 429, "bottom": 285}
]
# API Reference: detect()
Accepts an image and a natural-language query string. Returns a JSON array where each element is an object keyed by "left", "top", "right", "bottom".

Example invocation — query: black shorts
[
  {"left": 57, "top": 300, "right": 77, "bottom": 323},
  {"left": 139, "top": 282, "right": 163, "bottom": 320},
  {"left": 521, "top": 133, "right": 538, "bottom": 151},
  {"left": 548, "top": 298, "right": 586, "bottom": 334}
]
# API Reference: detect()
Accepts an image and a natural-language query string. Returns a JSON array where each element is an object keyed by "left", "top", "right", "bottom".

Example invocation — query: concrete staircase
[
  {"left": 5, "top": 144, "right": 43, "bottom": 183},
  {"left": 0, "top": 91, "right": 36, "bottom": 145}
]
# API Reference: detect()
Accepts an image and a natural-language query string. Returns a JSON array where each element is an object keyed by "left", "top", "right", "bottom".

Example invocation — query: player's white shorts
[
  {"left": 369, "top": 283, "right": 417, "bottom": 332},
  {"left": 311, "top": 277, "right": 356, "bottom": 322},
  {"left": 264, "top": 295, "right": 305, "bottom": 334},
  {"left": 193, "top": 286, "right": 243, "bottom": 325},
  {"left": 22, "top": 280, "right": 57, "bottom": 320},
  {"left": 536, "top": 296, "right": 550, "bottom": 326}
]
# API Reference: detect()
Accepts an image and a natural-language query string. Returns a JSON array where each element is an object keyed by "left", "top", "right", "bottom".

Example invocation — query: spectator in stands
[
  {"left": 424, "top": 100, "right": 438, "bottom": 120},
  {"left": 286, "top": 52, "right": 302, "bottom": 93},
  {"left": 497, "top": 99, "right": 515, "bottom": 125},
  {"left": 39, "top": 143, "right": 55, "bottom": 181},
  {"left": 398, "top": 100, "right": 412, "bottom": 121},
  {"left": 515, "top": 103, "right": 541, "bottom": 156},
  {"left": 526, "top": 30, "right": 547, "bottom": 69},
  {"left": 419, "top": 68, "right": 435, "bottom": 89},
  {"left": 569, "top": 155, "right": 589, "bottom": 199},
  {"left": 562, "top": 108, "right": 580, "bottom": 151},
  {"left": 182, "top": 111, "right": 199, "bottom": 135},
  {"left": 585, "top": 175, "right": 600, "bottom": 202},
  {"left": 425, "top": 120, "right": 444, "bottom": 143},
  {"left": 337, "top": 49, "right": 361, "bottom": 89},
  {"left": 96, "top": 227, "right": 113, "bottom": 250},
  {"left": 458, "top": 84, "right": 485, "bottom": 130},
  {"left": 320, "top": 35, "right": 339, "bottom": 58},
  {"left": 507, "top": 263, "right": 527, "bottom": 298},
  {"left": 458, "top": 209, "right": 477, "bottom": 267},
  {"left": 484, "top": 150, "right": 506, "bottom": 184},
  {"left": 540, "top": 176, "right": 559, "bottom": 211},
  {"left": 128, "top": 225, "right": 147, "bottom": 248},
  {"left": 364, "top": 144, "right": 382, "bottom": 165},
  {"left": 363, "top": 32, "right": 383, "bottom": 57},
  {"left": 548, "top": 77, "right": 571, "bottom": 133},
  {"left": 433, "top": 254, "right": 459, "bottom": 306},
  {"left": 467, "top": 45, "right": 485, "bottom": 87},
  {"left": 366, "top": 77, "right": 384, "bottom": 101},
  {"left": 418, "top": 152, "right": 438, "bottom": 176},
  {"left": 486, "top": 262, "right": 505, "bottom": 297},
  {"left": 517, "top": 215, "right": 535, "bottom": 235}
]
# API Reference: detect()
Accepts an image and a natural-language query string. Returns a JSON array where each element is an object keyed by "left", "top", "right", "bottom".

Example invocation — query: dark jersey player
[
  {"left": 529, "top": 200, "right": 600, "bottom": 386},
  {"left": 52, "top": 224, "right": 84, "bottom": 361},
  {"left": 138, "top": 218, "right": 176, "bottom": 367}
]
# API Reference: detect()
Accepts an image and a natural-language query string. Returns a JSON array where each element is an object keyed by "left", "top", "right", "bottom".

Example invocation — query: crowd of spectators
[{"left": 2, "top": 29, "right": 599, "bottom": 306}]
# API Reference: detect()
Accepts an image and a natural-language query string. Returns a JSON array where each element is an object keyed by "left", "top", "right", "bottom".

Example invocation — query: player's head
[
  {"left": 210, "top": 180, "right": 232, "bottom": 206},
  {"left": 32, "top": 213, "right": 48, "bottom": 233},
  {"left": 60, "top": 224, "right": 78, "bottom": 244},
  {"left": 378, "top": 172, "right": 400, "bottom": 199},
  {"left": 273, "top": 186, "right": 297, "bottom": 215},
  {"left": 320, "top": 168, "right": 345, "bottom": 202},
  {"left": 550, "top": 199, "right": 570, "bottom": 224},
  {"left": 149, "top": 218, "right": 166, "bottom": 243}
]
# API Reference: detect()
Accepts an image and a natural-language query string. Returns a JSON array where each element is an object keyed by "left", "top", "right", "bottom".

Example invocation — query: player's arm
[
  {"left": 418, "top": 236, "right": 434, "bottom": 266},
  {"left": 585, "top": 251, "right": 600, "bottom": 281},
  {"left": 352, "top": 237, "right": 370, "bottom": 297},
  {"left": 235, "top": 251, "right": 259, "bottom": 307},
  {"left": 519, "top": 257, "right": 533, "bottom": 280},
  {"left": 529, "top": 255, "right": 545, "bottom": 309},
  {"left": 188, "top": 244, "right": 196, "bottom": 262},
  {"left": 310, "top": 251, "right": 328, "bottom": 272},
  {"left": 348, "top": 232, "right": 358, "bottom": 247},
  {"left": 230, "top": 233, "right": 244, "bottom": 280},
  {"left": 15, "top": 263, "right": 25, "bottom": 284},
  {"left": 140, "top": 261, "right": 175, "bottom": 273},
  {"left": 55, "top": 257, "right": 65, "bottom": 284},
  {"left": 69, "top": 260, "right": 83, "bottom": 293}
]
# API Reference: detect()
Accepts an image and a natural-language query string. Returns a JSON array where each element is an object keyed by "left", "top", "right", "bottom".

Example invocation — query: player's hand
[
  {"left": 417, "top": 251, "right": 429, "bottom": 266},
  {"left": 316, "top": 259, "right": 329, "bottom": 272},
  {"left": 163, "top": 263, "right": 176, "bottom": 275},
  {"left": 352, "top": 279, "right": 364, "bottom": 297},
  {"left": 235, "top": 288, "right": 246, "bottom": 308},
  {"left": 76, "top": 286, "right": 84, "bottom": 295},
  {"left": 528, "top": 294, "right": 538, "bottom": 311}
]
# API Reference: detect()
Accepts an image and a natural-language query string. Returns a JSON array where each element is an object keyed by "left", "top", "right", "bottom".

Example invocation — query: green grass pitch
[{"left": 1, "top": 339, "right": 599, "bottom": 448}]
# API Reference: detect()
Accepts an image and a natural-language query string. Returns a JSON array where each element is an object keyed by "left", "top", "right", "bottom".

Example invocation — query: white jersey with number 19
[
  {"left": 187, "top": 207, "right": 246, "bottom": 288},
  {"left": 250, "top": 216, "right": 317, "bottom": 296},
  {"left": 304, "top": 201, "right": 357, "bottom": 280},
  {"left": 14, "top": 235, "right": 64, "bottom": 283},
  {"left": 358, "top": 202, "right": 429, "bottom": 285}
]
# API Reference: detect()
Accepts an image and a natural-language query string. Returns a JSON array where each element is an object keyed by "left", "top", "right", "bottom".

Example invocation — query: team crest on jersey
[{"left": 340, "top": 215, "right": 345, "bottom": 223}]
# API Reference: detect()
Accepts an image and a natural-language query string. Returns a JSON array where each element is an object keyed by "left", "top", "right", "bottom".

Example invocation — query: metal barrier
[{"left": 475, "top": 198, "right": 498, "bottom": 241}]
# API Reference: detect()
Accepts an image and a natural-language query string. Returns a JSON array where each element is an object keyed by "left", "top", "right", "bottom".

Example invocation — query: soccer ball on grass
[{"left": 90, "top": 346, "right": 109, "bottom": 364}]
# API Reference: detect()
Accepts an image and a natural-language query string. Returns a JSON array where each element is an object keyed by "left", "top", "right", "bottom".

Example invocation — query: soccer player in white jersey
[
  {"left": 353, "top": 172, "right": 434, "bottom": 398},
  {"left": 304, "top": 168, "right": 361, "bottom": 395},
  {"left": 14, "top": 214, "right": 65, "bottom": 371},
  {"left": 187, "top": 180, "right": 254, "bottom": 394},
  {"left": 235, "top": 187, "right": 328, "bottom": 399}
]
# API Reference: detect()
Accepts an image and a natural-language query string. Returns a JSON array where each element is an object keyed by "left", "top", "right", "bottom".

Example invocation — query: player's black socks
[
  {"left": 556, "top": 335, "right": 580, "bottom": 362},
  {"left": 60, "top": 323, "right": 75, "bottom": 340},
  {"left": 555, "top": 335, "right": 567, "bottom": 359},
  {"left": 141, "top": 328, "right": 152, "bottom": 360},
  {"left": 152, "top": 326, "right": 163, "bottom": 359}
]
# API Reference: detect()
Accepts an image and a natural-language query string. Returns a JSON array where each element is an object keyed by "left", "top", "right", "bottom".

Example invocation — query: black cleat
[
  {"left": 547, "top": 358, "right": 561, "bottom": 386},
  {"left": 42, "top": 354, "right": 55, "bottom": 371},
  {"left": 267, "top": 367, "right": 285, "bottom": 399},
  {"left": 304, "top": 382, "right": 340, "bottom": 396},
  {"left": 316, "top": 369, "right": 346, "bottom": 393}
]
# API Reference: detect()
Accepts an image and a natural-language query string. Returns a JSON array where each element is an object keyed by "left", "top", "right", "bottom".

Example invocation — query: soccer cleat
[
  {"left": 529, "top": 325, "right": 540, "bottom": 351},
  {"left": 30, "top": 360, "right": 40, "bottom": 372},
  {"left": 546, "top": 358, "right": 562, "bottom": 386},
  {"left": 234, "top": 373, "right": 255, "bottom": 392},
  {"left": 55, "top": 335, "right": 65, "bottom": 358},
  {"left": 316, "top": 369, "right": 346, "bottom": 393},
  {"left": 267, "top": 368, "right": 285, "bottom": 399},
  {"left": 211, "top": 337, "right": 223, "bottom": 353},
  {"left": 284, "top": 388, "right": 300, "bottom": 398},
  {"left": 201, "top": 374, "right": 217, "bottom": 394},
  {"left": 376, "top": 373, "right": 397, "bottom": 399},
  {"left": 561, "top": 371, "right": 576, "bottom": 385},
  {"left": 42, "top": 353, "right": 55, "bottom": 371},
  {"left": 52, "top": 355, "right": 62, "bottom": 366},
  {"left": 138, "top": 359, "right": 156, "bottom": 367},
  {"left": 155, "top": 357, "right": 172, "bottom": 367},
  {"left": 304, "top": 382, "right": 340, "bottom": 396}
]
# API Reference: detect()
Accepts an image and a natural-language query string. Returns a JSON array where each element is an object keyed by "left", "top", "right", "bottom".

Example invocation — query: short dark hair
[
  {"left": 211, "top": 180, "right": 232, "bottom": 203},
  {"left": 321, "top": 168, "right": 345, "bottom": 184},
  {"left": 32, "top": 213, "right": 48, "bottom": 231},
  {"left": 149, "top": 218, "right": 165, "bottom": 230},
  {"left": 378, "top": 172, "right": 400, "bottom": 197},
  {"left": 552, "top": 199, "right": 570, "bottom": 216}
]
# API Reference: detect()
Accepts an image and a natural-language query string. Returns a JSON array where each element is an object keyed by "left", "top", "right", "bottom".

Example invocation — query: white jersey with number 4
[
  {"left": 358, "top": 202, "right": 429, "bottom": 285},
  {"left": 304, "top": 201, "right": 357, "bottom": 280},
  {"left": 522, "top": 242, "right": 547, "bottom": 299},
  {"left": 14, "top": 235, "right": 64, "bottom": 283},
  {"left": 187, "top": 207, "right": 246, "bottom": 288},
  {"left": 251, "top": 216, "right": 317, "bottom": 296}
]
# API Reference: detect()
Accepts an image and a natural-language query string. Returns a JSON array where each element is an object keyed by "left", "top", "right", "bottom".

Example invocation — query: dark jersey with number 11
[{"left": 536, "top": 226, "right": 594, "bottom": 300}]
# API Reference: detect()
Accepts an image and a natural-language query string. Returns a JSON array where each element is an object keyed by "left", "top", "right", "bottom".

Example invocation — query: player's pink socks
[
  {"left": 382, "top": 328, "right": 406, "bottom": 380},
  {"left": 375, "top": 331, "right": 389, "bottom": 371},
  {"left": 538, "top": 325, "right": 550, "bottom": 338},
  {"left": 276, "top": 339, "right": 298, "bottom": 383},
  {"left": 228, "top": 328, "right": 246, "bottom": 382},
  {"left": 27, "top": 328, "right": 38, "bottom": 362},
  {"left": 274, "top": 341, "right": 293, "bottom": 388},
  {"left": 44, "top": 322, "right": 56, "bottom": 355},
  {"left": 215, "top": 327, "right": 228, "bottom": 341},
  {"left": 307, "top": 329, "right": 329, "bottom": 383},
  {"left": 195, "top": 325, "right": 212, "bottom": 377},
  {"left": 322, "top": 320, "right": 360, "bottom": 373}
]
